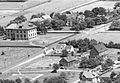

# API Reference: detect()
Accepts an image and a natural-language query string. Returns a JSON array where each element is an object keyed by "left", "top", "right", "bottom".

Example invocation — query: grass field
[
  {"left": 31, "top": 33, "right": 74, "bottom": 46},
  {"left": 0, "top": 47, "right": 41, "bottom": 69},
  {"left": 72, "top": 1, "right": 118, "bottom": 12},
  {"left": 25, "top": 56, "right": 61, "bottom": 68}
]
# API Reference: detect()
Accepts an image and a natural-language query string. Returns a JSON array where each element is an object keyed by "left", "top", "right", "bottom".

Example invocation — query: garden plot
[{"left": 72, "top": 1, "right": 118, "bottom": 12}]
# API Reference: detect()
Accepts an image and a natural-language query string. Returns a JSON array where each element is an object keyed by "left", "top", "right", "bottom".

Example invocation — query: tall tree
[{"left": 84, "top": 10, "right": 95, "bottom": 18}]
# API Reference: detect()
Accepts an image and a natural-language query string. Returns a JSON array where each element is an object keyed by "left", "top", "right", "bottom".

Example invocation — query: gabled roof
[
  {"left": 93, "top": 43, "right": 107, "bottom": 53},
  {"left": 82, "top": 71, "right": 95, "bottom": 79},
  {"left": 42, "top": 15, "right": 51, "bottom": 19}
]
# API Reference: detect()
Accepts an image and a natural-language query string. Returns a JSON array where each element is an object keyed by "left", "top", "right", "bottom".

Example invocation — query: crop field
[
  {"left": 72, "top": 1, "right": 118, "bottom": 12},
  {"left": 0, "top": 47, "right": 41, "bottom": 69}
]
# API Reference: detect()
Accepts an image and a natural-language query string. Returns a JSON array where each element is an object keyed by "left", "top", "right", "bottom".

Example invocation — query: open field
[
  {"left": 61, "top": 32, "right": 120, "bottom": 43},
  {"left": 0, "top": 47, "right": 41, "bottom": 69},
  {"left": 25, "top": 56, "right": 61, "bottom": 68},
  {"left": 105, "top": 49, "right": 120, "bottom": 61},
  {"left": 72, "top": 1, "right": 118, "bottom": 12},
  {"left": 31, "top": 33, "right": 74, "bottom": 46},
  {"left": 23, "top": 0, "right": 93, "bottom": 19}
]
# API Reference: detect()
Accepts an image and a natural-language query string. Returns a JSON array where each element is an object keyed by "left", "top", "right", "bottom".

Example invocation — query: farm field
[{"left": 71, "top": 1, "right": 118, "bottom": 12}]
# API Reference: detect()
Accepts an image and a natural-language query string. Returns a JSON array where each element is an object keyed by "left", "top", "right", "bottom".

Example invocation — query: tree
[
  {"left": 98, "top": 7, "right": 106, "bottom": 16},
  {"left": 34, "top": 80, "right": 39, "bottom": 83},
  {"left": 65, "top": 11, "right": 71, "bottom": 14},
  {"left": 109, "top": 20, "right": 120, "bottom": 30},
  {"left": 108, "top": 41, "right": 114, "bottom": 48},
  {"left": 100, "top": 16, "right": 107, "bottom": 24},
  {"left": 51, "top": 19, "right": 65, "bottom": 30},
  {"left": 79, "top": 21, "right": 87, "bottom": 30},
  {"left": 15, "top": 78, "right": 22, "bottom": 83},
  {"left": 30, "top": 13, "right": 45, "bottom": 19},
  {"left": 51, "top": 63, "right": 59, "bottom": 73},
  {"left": 84, "top": 10, "right": 95, "bottom": 18},
  {"left": 24, "top": 78, "right": 31, "bottom": 83},
  {"left": 114, "top": 2, "right": 120, "bottom": 9},
  {"left": 92, "top": 7, "right": 100, "bottom": 16},
  {"left": 93, "top": 16, "right": 103, "bottom": 25},
  {"left": 118, "top": 56, "right": 120, "bottom": 61},
  {"left": 110, "top": 71, "right": 117, "bottom": 80},
  {"left": 50, "top": 12, "right": 55, "bottom": 18},
  {"left": 105, "top": 58, "right": 114, "bottom": 67},
  {"left": 85, "top": 17, "right": 95, "bottom": 28},
  {"left": 43, "top": 76, "right": 67, "bottom": 83},
  {"left": 59, "top": 72, "right": 67, "bottom": 80},
  {"left": 61, "top": 49, "right": 68, "bottom": 57}
]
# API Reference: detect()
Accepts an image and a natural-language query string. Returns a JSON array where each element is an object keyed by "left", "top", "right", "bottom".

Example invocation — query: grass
[
  {"left": 72, "top": 1, "right": 118, "bottom": 12},
  {"left": 25, "top": 56, "right": 61, "bottom": 68},
  {"left": 0, "top": 47, "right": 42, "bottom": 69},
  {"left": 31, "top": 33, "right": 73, "bottom": 46}
]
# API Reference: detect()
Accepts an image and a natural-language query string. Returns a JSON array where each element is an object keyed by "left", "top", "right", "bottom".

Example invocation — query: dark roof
[{"left": 93, "top": 43, "right": 107, "bottom": 53}]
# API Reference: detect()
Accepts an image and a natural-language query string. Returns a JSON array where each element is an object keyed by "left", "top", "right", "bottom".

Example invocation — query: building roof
[
  {"left": 6, "top": 22, "right": 36, "bottom": 30},
  {"left": 29, "top": 18, "right": 45, "bottom": 23},
  {"left": 42, "top": 15, "right": 51, "bottom": 19},
  {"left": 82, "top": 71, "right": 95, "bottom": 79},
  {"left": 67, "top": 13, "right": 78, "bottom": 20},
  {"left": 93, "top": 43, "right": 107, "bottom": 53},
  {"left": 63, "top": 55, "right": 76, "bottom": 62},
  {"left": 65, "top": 45, "right": 74, "bottom": 52}
]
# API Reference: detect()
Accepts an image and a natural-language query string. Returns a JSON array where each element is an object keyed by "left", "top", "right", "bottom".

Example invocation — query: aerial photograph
[{"left": 1, "top": 0, "right": 120, "bottom": 83}]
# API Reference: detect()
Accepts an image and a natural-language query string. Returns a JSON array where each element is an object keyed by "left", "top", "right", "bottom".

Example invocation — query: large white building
[{"left": 5, "top": 22, "right": 37, "bottom": 40}]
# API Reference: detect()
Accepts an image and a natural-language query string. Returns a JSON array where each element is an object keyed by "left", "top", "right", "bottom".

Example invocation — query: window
[
  {"left": 21, "top": 35, "right": 22, "bottom": 37},
  {"left": 20, "top": 31, "right": 22, "bottom": 33},
  {"left": 24, "top": 35, "right": 26, "bottom": 37},
  {"left": 17, "top": 30, "right": 18, "bottom": 33},
  {"left": 24, "top": 31, "right": 26, "bottom": 33}
]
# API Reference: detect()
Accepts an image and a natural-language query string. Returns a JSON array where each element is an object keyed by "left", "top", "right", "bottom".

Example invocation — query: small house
[
  {"left": 90, "top": 43, "right": 107, "bottom": 58},
  {"left": 80, "top": 71, "right": 100, "bottom": 83},
  {"left": 59, "top": 55, "right": 76, "bottom": 67},
  {"left": 65, "top": 45, "right": 75, "bottom": 54}
]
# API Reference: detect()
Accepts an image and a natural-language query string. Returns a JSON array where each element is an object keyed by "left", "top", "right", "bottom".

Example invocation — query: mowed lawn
[
  {"left": 72, "top": 1, "right": 118, "bottom": 12},
  {"left": 31, "top": 33, "right": 74, "bottom": 46}
]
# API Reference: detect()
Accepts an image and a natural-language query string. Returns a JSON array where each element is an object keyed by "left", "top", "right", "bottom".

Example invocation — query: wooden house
[{"left": 90, "top": 43, "right": 107, "bottom": 58}]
